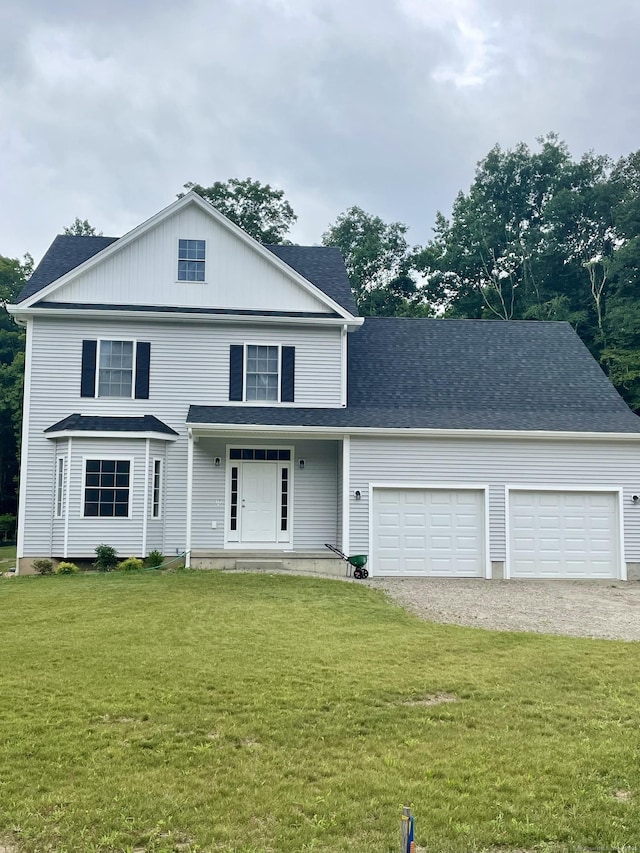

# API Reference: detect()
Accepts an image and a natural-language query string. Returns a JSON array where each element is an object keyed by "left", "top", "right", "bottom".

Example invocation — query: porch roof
[
  {"left": 45, "top": 414, "right": 179, "bottom": 437},
  {"left": 188, "top": 317, "right": 640, "bottom": 435}
]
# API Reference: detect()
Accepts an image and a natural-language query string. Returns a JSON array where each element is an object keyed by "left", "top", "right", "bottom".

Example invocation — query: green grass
[
  {"left": 1, "top": 571, "right": 639, "bottom": 853},
  {"left": 0, "top": 543, "right": 16, "bottom": 571}
]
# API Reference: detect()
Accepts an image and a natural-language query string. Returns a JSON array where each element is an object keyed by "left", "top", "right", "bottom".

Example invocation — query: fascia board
[
  {"left": 185, "top": 422, "right": 640, "bottom": 442},
  {"left": 15, "top": 192, "right": 358, "bottom": 320},
  {"left": 8, "top": 305, "right": 363, "bottom": 328},
  {"left": 44, "top": 430, "right": 178, "bottom": 441}
]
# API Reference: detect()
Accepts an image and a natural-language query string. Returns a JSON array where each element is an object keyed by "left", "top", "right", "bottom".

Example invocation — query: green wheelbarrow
[{"left": 325, "top": 544, "right": 369, "bottom": 579}]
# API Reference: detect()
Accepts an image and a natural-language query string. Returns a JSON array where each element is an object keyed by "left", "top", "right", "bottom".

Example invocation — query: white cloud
[{"left": 0, "top": 0, "right": 639, "bottom": 263}]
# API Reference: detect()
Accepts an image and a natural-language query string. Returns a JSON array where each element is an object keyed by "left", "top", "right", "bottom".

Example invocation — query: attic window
[{"left": 178, "top": 239, "right": 205, "bottom": 281}]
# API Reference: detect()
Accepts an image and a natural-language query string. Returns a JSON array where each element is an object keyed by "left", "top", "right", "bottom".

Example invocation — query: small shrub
[
  {"left": 55, "top": 561, "right": 79, "bottom": 575},
  {"left": 144, "top": 549, "right": 164, "bottom": 569},
  {"left": 118, "top": 556, "right": 144, "bottom": 572},
  {"left": 32, "top": 558, "right": 54, "bottom": 575},
  {"left": 94, "top": 544, "right": 118, "bottom": 572}
]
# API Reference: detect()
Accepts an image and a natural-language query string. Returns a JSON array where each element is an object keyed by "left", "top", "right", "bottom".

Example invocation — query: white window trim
[
  {"left": 151, "top": 458, "right": 163, "bottom": 520},
  {"left": 223, "top": 444, "right": 294, "bottom": 549},
  {"left": 242, "top": 342, "right": 282, "bottom": 404},
  {"left": 95, "top": 338, "right": 137, "bottom": 400},
  {"left": 54, "top": 456, "right": 66, "bottom": 519},
  {"left": 80, "top": 455, "right": 135, "bottom": 520},
  {"left": 176, "top": 237, "right": 207, "bottom": 283}
]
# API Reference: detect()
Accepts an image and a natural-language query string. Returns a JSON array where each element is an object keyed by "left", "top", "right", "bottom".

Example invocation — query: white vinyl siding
[
  {"left": 21, "top": 316, "right": 342, "bottom": 558},
  {"left": 349, "top": 436, "right": 640, "bottom": 566},
  {"left": 190, "top": 437, "right": 338, "bottom": 552},
  {"left": 508, "top": 489, "right": 620, "bottom": 579},
  {"left": 52, "top": 205, "right": 333, "bottom": 313}
]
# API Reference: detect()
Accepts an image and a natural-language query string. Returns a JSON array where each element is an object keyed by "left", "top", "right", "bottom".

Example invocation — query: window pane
[
  {"left": 84, "top": 459, "right": 130, "bottom": 518},
  {"left": 98, "top": 341, "right": 133, "bottom": 398}
]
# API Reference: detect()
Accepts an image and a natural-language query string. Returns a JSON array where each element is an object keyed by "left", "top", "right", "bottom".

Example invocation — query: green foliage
[
  {"left": 32, "top": 558, "right": 53, "bottom": 575},
  {"left": 322, "top": 206, "right": 430, "bottom": 316},
  {"left": 94, "top": 543, "right": 118, "bottom": 572},
  {"left": 117, "top": 556, "right": 144, "bottom": 572},
  {"left": 54, "top": 560, "right": 79, "bottom": 574},
  {"left": 0, "top": 513, "right": 16, "bottom": 542},
  {"left": 144, "top": 549, "right": 164, "bottom": 568},
  {"left": 0, "top": 572, "right": 640, "bottom": 851},
  {"left": 62, "top": 217, "right": 102, "bottom": 236},
  {"left": 180, "top": 178, "right": 297, "bottom": 243},
  {"left": 0, "top": 254, "right": 30, "bottom": 516}
]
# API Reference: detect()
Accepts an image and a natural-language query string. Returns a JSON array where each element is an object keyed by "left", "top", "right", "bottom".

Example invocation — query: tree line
[{"left": 2, "top": 134, "right": 640, "bottom": 520}]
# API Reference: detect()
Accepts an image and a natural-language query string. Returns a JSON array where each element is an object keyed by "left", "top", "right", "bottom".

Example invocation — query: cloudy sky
[{"left": 1, "top": 0, "right": 639, "bottom": 264}]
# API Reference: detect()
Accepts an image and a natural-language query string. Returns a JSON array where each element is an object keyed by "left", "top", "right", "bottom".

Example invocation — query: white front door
[{"left": 241, "top": 462, "right": 279, "bottom": 542}]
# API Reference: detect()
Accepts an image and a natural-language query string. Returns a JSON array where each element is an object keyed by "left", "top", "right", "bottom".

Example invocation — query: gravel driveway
[{"left": 367, "top": 578, "right": 640, "bottom": 641}]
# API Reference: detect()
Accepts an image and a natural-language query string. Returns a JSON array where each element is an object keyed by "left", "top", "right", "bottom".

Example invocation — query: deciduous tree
[{"left": 180, "top": 179, "right": 297, "bottom": 244}]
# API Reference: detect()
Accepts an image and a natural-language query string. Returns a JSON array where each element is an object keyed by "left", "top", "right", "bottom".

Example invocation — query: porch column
[
  {"left": 141, "top": 438, "right": 150, "bottom": 557},
  {"left": 185, "top": 429, "right": 194, "bottom": 568},
  {"left": 342, "top": 435, "right": 350, "bottom": 555}
]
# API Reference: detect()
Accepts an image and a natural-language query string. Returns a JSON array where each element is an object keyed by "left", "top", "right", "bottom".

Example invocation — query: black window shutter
[
  {"left": 135, "top": 342, "right": 151, "bottom": 399},
  {"left": 80, "top": 340, "right": 97, "bottom": 397},
  {"left": 281, "top": 346, "right": 295, "bottom": 402},
  {"left": 229, "top": 345, "right": 244, "bottom": 401}
]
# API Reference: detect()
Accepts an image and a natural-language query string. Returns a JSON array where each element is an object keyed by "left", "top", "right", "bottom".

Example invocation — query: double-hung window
[
  {"left": 178, "top": 239, "right": 206, "bottom": 281},
  {"left": 246, "top": 345, "right": 279, "bottom": 401},
  {"left": 84, "top": 460, "right": 131, "bottom": 518},
  {"left": 151, "top": 459, "right": 163, "bottom": 519},
  {"left": 55, "top": 457, "right": 65, "bottom": 518},
  {"left": 229, "top": 344, "right": 295, "bottom": 403},
  {"left": 81, "top": 340, "right": 150, "bottom": 399},
  {"left": 98, "top": 340, "right": 134, "bottom": 397}
]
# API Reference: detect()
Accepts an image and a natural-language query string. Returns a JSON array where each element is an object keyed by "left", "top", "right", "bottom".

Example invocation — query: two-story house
[{"left": 9, "top": 192, "right": 640, "bottom": 579}]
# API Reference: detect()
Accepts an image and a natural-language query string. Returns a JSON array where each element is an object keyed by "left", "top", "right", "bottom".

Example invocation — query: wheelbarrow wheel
[
  {"left": 359, "top": 568, "right": 369, "bottom": 579},
  {"left": 353, "top": 568, "right": 363, "bottom": 580}
]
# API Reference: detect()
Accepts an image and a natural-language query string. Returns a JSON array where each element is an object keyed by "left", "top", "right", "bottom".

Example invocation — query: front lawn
[
  {"left": 0, "top": 543, "right": 16, "bottom": 571},
  {"left": 1, "top": 571, "right": 639, "bottom": 852}
]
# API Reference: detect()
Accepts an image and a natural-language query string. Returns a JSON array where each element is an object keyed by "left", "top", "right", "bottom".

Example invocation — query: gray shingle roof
[
  {"left": 44, "top": 414, "right": 179, "bottom": 436},
  {"left": 264, "top": 245, "right": 358, "bottom": 315},
  {"left": 17, "top": 235, "right": 118, "bottom": 302},
  {"left": 17, "top": 235, "right": 358, "bottom": 315},
  {"left": 188, "top": 318, "right": 640, "bottom": 433}
]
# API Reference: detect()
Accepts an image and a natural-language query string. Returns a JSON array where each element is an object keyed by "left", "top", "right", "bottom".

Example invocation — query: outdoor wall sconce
[
  {"left": 214, "top": 457, "right": 221, "bottom": 467},
  {"left": 354, "top": 490, "right": 362, "bottom": 500},
  {"left": 299, "top": 459, "right": 305, "bottom": 469}
]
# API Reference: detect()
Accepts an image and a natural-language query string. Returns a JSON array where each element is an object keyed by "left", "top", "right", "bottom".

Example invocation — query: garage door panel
[
  {"left": 509, "top": 490, "right": 619, "bottom": 579},
  {"left": 372, "top": 488, "right": 485, "bottom": 577}
]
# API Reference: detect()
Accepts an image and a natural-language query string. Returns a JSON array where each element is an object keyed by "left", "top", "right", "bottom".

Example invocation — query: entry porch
[{"left": 185, "top": 431, "right": 350, "bottom": 566}]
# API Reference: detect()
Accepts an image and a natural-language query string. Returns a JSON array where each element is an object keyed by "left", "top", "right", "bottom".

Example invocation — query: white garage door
[
  {"left": 508, "top": 490, "right": 620, "bottom": 579},
  {"left": 372, "top": 488, "right": 486, "bottom": 576}
]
